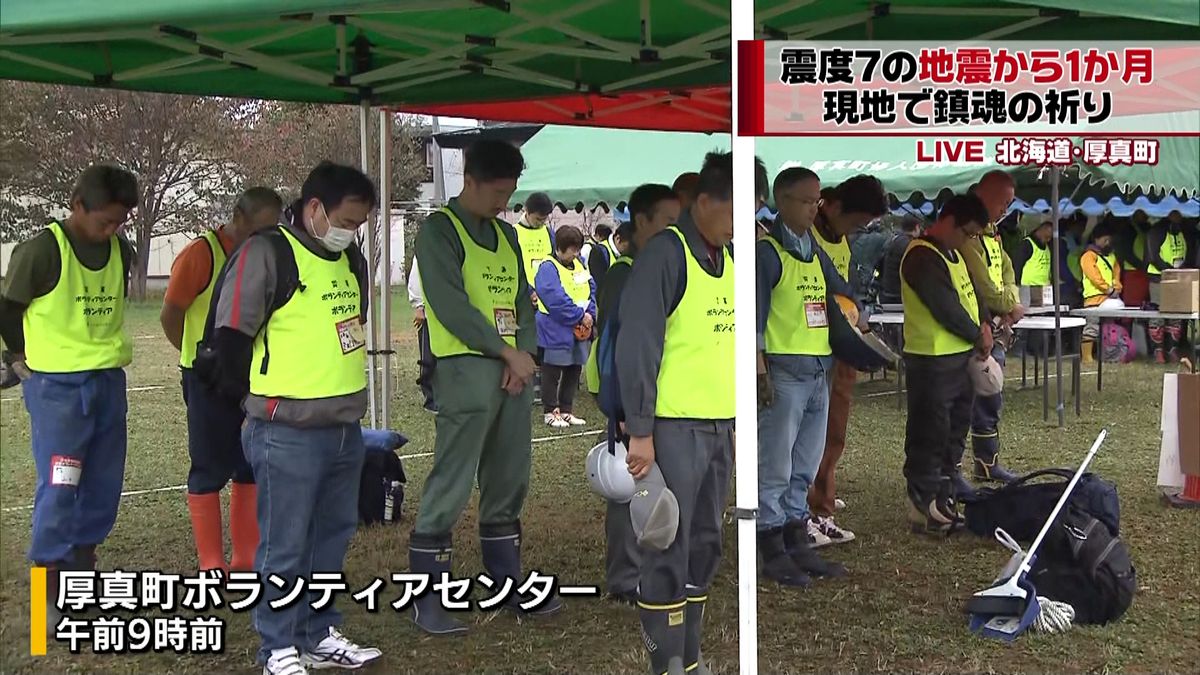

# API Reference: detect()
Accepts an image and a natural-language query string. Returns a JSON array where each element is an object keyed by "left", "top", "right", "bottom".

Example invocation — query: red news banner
[{"left": 737, "top": 41, "right": 1200, "bottom": 140}]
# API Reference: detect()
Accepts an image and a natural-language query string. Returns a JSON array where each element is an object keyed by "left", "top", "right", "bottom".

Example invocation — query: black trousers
[
  {"left": 416, "top": 321, "right": 436, "bottom": 407},
  {"left": 540, "top": 364, "right": 581, "bottom": 413},
  {"left": 181, "top": 368, "right": 253, "bottom": 493},
  {"left": 903, "top": 352, "right": 973, "bottom": 495}
]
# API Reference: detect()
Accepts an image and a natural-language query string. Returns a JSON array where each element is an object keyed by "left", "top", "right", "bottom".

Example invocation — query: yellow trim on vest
[
  {"left": 1019, "top": 237, "right": 1051, "bottom": 287},
  {"left": 762, "top": 236, "right": 831, "bottom": 357},
  {"left": 655, "top": 227, "right": 734, "bottom": 420},
  {"left": 249, "top": 227, "right": 366, "bottom": 399},
  {"left": 514, "top": 222, "right": 554, "bottom": 287},
  {"left": 812, "top": 225, "right": 851, "bottom": 280},
  {"left": 536, "top": 256, "right": 591, "bottom": 315},
  {"left": 23, "top": 222, "right": 132, "bottom": 373},
  {"left": 425, "top": 208, "right": 520, "bottom": 358},
  {"left": 1148, "top": 231, "right": 1187, "bottom": 276},
  {"left": 180, "top": 230, "right": 226, "bottom": 368},
  {"left": 901, "top": 239, "right": 978, "bottom": 357}
]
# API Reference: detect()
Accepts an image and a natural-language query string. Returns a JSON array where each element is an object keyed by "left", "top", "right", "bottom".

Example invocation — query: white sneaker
[
  {"left": 301, "top": 627, "right": 382, "bottom": 670},
  {"left": 806, "top": 518, "right": 833, "bottom": 548},
  {"left": 814, "top": 515, "right": 856, "bottom": 545},
  {"left": 834, "top": 498, "right": 847, "bottom": 511},
  {"left": 265, "top": 647, "right": 309, "bottom": 675},
  {"left": 562, "top": 413, "right": 587, "bottom": 426},
  {"left": 545, "top": 410, "right": 569, "bottom": 429}
]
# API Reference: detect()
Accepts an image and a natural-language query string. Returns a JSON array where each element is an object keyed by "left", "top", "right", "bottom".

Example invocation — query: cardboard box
[
  {"left": 1179, "top": 373, "right": 1200, "bottom": 476},
  {"left": 1022, "top": 286, "right": 1054, "bottom": 307},
  {"left": 1163, "top": 269, "right": 1199, "bottom": 285},
  {"left": 1159, "top": 279, "right": 1199, "bottom": 314}
]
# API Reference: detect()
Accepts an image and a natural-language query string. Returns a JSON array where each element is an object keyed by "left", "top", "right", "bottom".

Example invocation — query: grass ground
[{"left": 1, "top": 299, "right": 1197, "bottom": 674}]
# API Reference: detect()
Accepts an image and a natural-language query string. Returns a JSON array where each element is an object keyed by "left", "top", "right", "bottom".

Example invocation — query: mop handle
[{"left": 1016, "top": 428, "right": 1108, "bottom": 576}]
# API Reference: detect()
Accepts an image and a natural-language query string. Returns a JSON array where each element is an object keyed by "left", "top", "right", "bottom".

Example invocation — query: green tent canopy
[
  {"left": 0, "top": 0, "right": 731, "bottom": 129},
  {"left": 756, "top": 0, "right": 1200, "bottom": 39},
  {"left": 512, "top": 125, "right": 731, "bottom": 207}
]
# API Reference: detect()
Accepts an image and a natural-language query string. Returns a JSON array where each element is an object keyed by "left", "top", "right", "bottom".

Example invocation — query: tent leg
[
  {"left": 360, "top": 100, "right": 379, "bottom": 429},
  {"left": 1050, "top": 166, "right": 1065, "bottom": 429},
  {"left": 379, "top": 109, "right": 393, "bottom": 429}
]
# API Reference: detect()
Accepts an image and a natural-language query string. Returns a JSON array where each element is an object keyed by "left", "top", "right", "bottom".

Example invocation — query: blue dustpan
[{"left": 968, "top": 574, "right": 1040, "bottom": 642}]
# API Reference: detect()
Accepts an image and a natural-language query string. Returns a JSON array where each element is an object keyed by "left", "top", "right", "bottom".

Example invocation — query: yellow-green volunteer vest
[
  {"left": 901, "top": 239, "right": 978, "bottom": 356},
  {"left": 515, "top": 223, "right": 554, "bottom": 287},
  {"left": 1020, "top": 237, "right": 1051, "bottom": 286},
  {"left": 425, "top": 208, "right": 520, "bottom": 358},
  {"left": 656, "top": 227, "right": 735, "bottom": 419},
  {"left": 536, "top": 256, "right": 591, "bottom": 315},
  {"left": 180, "top": 230, "right": 226, "bottom": 368},
  {"left": 249, "top": 228, "right": 366, "bottom": 399},
  {"left": 1123, "top": 229, "right": 1146, "bottom": 271},
  {"left": 23, "top": 222, "right": 132, "bottom": 373},
  {"left": 585, "top": 256, "right": 631, "bottom": 395},
  {"left": 1082, "top": 251, "right": 1118, "bottom": 300},
  {"left": 1067, "top": 245, "right": 1084, "bottom": 282},
  {"left": 981, "top": 234, "right": 1005, "bottom": 289},
  {"left": 813, "top": 225, "right": 851, "bottom": 280},
  {"left": 762, "top": 237, "right": 831, "bottom": 356},
  {"left": 1148, "top": 231, "right": 1187, "bottom": 276}
]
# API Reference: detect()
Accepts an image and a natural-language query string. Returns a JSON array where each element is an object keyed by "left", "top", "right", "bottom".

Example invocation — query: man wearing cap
[
  {"left": 586, "top": 183, "right": 680, "bottom": 605},
  {"left": 901, "top": 194, "right": 992, "bottom": 535},
  {"left": 756, "top": 167, "right": 849, "bottom": 588},
  {"left": 957, "top": 170, "right": 1024, "bottom": 493},
  {"left": 618, "top": 152, "right": 733, "bottom": 675},
  {"left": 808, "top": 175, "right": 887, "bottom": 546}
]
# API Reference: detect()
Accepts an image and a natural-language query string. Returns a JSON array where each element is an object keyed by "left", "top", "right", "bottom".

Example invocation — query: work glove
[{"left": 757, "top": 371, "right": 774, "bottom": 409}]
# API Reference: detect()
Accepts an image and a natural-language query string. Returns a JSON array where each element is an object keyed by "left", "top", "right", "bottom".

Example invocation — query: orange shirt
[{"left": 163, "top": 228, "right": 234, "bottom": 310}]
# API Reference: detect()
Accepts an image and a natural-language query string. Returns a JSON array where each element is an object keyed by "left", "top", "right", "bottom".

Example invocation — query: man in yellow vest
[
  {"left": 200, "top": 162, "right": 381, "bottom": 673},
  {"left": 757, "top": 167, "right": 851, "bottom": 588},
  {"left": 901, "top": 194, "right": 992, "bottom": 534},
  {"left": 1014, "top": 220, "right": 1054, "bottom": 289},
  {"left": 618, "top": 152, "right": 733, "bottom": 675},
  {"left": 957, "top": 170, "right": 1024, "bottom": 491},
  {"left": 0, "top": 165, "right": 137, "bottom": 629},
  {"left": 587, "top": 222, "right": 619, "bottom": 288},
  {"left": 160, "top": 187, "right": 281, "bottom": 575},
  {"left": 808, "top": 175, "right": 887, "bottom": 546},
  {"left": 1115, "top": 209, "right": 1151, "bottom": 309},
  {"left": 409, "top": 140, "right": 560, "bottom": 637},
  {"left": 587, "top": 183, "right": 680, "bottom": 605},
  {"left": 1145, "top": 210, "right": 1195, "bottom": 363},
  {"left": 513, "top": 191, "right": 555, "bottom": 404},
  {"left": 1080, "top": 219, "right": 1123, "bottom": 361}
]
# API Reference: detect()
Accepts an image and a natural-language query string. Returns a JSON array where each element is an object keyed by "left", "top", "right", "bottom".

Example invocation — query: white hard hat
[
  {"left": 968, "top": 355, "right": 1005, "bottom": 397},
  {"left": 1099, "top": 297, "right": 1125, "bottom": 310},
  {"left": 586, "top": 440, "right": 636, "bottom": 503}
]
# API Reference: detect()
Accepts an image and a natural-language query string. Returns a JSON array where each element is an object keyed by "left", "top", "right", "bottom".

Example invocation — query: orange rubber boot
[
  {"left": 187, "top": 492, "right": 227, "bottom": 573},
  {"left": 229, "top": 483, "right": 260, "bottom": 572}
]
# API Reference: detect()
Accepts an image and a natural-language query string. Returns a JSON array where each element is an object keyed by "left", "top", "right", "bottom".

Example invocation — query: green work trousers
[{"left": 413, "top": 355, "right": 534, "bottom": 536}]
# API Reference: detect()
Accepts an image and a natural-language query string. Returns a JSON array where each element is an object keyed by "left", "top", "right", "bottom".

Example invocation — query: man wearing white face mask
[{"left": 200, "top": 162, "right": 381, "bottom": 675}]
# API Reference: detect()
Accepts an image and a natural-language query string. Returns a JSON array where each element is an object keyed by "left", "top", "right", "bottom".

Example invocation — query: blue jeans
[
  {"left": 242, "top": 418, "right": 364, "bottom": 663},
  {"left": 24, "top": 369, "right": 127, "bottom": 564},
  {"left": 757, "top": 356, "right": 830, "bottom": 531}
]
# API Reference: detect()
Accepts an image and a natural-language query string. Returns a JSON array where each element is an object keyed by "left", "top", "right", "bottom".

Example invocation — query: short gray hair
[{"left": 235, "top": 187, "right": 283, "bottom": 219}]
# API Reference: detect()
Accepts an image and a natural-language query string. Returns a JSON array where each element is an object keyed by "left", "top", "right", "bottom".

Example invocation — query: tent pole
[
  {"left": 1050, "top": 166, "right": 1065, "bottom": 428},
  {"left": 360, "top": 99, "right": 379, "bottom": 429},
  {"left": 732, "top": 3, "right": 758, "bottom": 672},
  {"left": 379, "top": 109, "right": 393, "bottom": 429}
]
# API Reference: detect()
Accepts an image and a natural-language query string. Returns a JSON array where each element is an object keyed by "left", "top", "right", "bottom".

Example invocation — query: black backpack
[
  {"left": 358, "top": 450, "right": 407, "bottom": 526},
  {"left": 1030, "top": 504, "right": 1136, "bottom": 625},
  {"left": 964, "top": 468, "right": 1120, "bottom": 540}
]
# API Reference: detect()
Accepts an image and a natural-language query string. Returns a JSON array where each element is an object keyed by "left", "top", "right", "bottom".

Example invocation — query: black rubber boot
[
  {"left": 40, "top": 562, "right": 61, "bottom": 636},
  {"left": 758, "top": 527, "right": 810, "bottom": 587},
  {"left": 683, "top": 592, "right": 713, "bottom": 675},
  {"left": 408, "top": 532, "right": 468, "bottom": 636},
  {"left": 638, "top": 598, "right": 687, "bottom": 675},
  {"left": 481, "top": 521, "right": 562, "bottom": 618},
  {"left": 72, "top": 545, "right": 98, "bottom": 571},
  {"left": 783, "top": 520, "right": 846, "bottom": 578},
  {"left": 971, "top": 434, "right": 1018, "bottom": 483}
]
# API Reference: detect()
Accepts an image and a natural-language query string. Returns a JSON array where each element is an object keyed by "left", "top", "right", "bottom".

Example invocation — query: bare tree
[{"left": 0, "top": 82, "right": 244, "bottom": 299}]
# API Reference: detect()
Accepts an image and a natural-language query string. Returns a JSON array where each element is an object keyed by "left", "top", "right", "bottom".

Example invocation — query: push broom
[{"left": 966, "top": 428, "right": 1108, "bottom": 639}]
